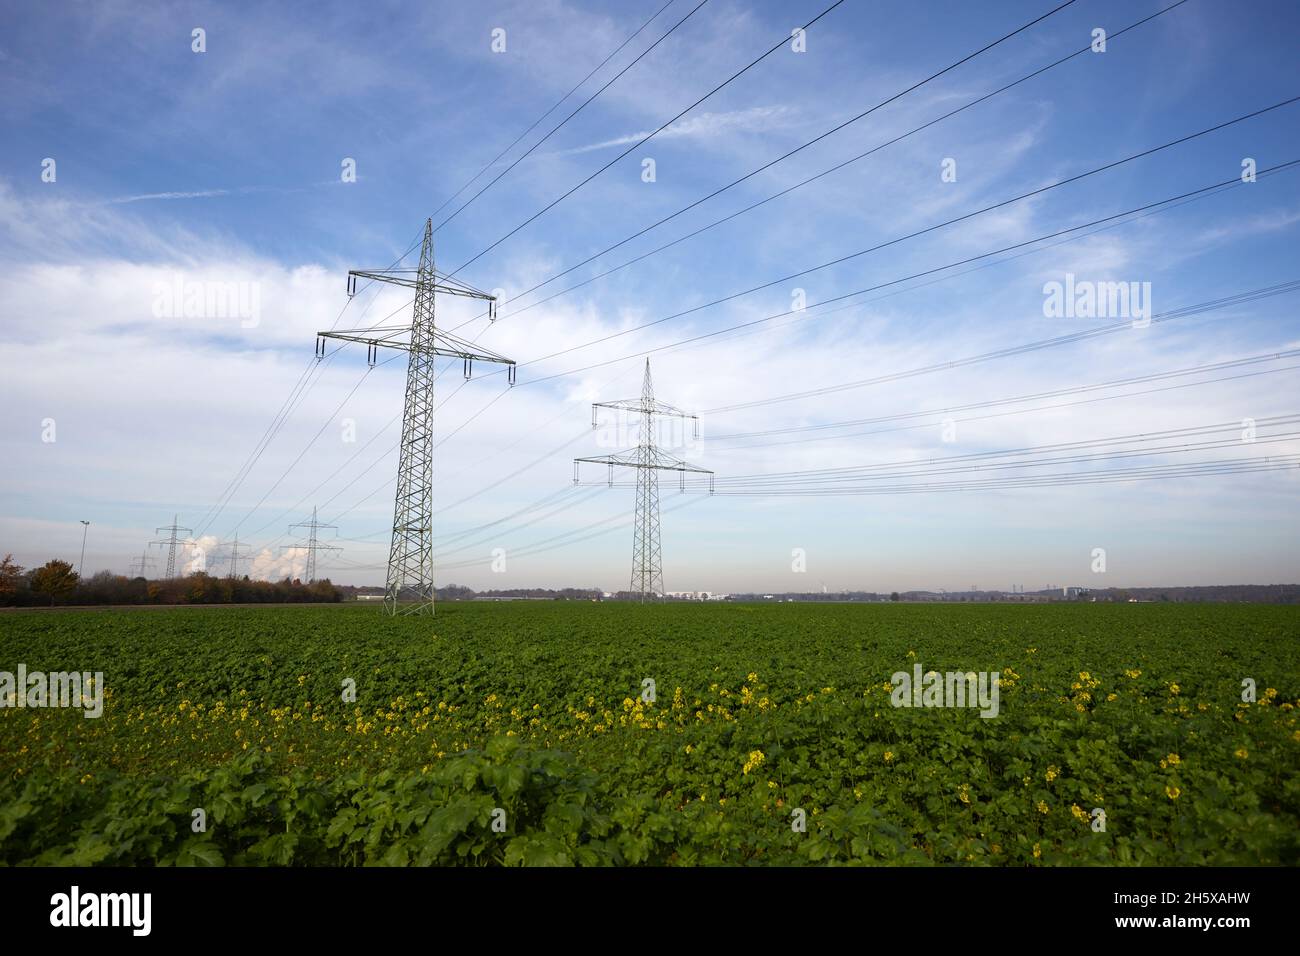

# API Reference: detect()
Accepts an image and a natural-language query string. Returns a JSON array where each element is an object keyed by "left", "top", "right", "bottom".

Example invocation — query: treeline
[
  {"left": 424, "top": 585, "right": 602, "bottom": 601},
  {"left": 0, "top": 555, "right": 344, "bottom": 607}
]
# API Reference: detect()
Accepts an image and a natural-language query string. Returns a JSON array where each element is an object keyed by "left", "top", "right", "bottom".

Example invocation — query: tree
[
  {"left": 889, "top": 591, "right": 900, "bottom": 602},
  {"left": 30, "top": 559, "right": 78, "bottom": 606},
  {"left": 0, "top": 554, "right": 25, "bottom": 599}
]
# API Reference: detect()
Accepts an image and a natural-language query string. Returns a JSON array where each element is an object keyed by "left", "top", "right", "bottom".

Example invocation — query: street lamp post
[{"left": 78, "top": 520, "right": 90, "bottom": 580}]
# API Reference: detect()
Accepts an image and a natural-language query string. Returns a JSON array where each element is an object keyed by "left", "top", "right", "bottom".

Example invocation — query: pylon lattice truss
[
  {"left": 285, "top": 507, "right": 340, "bottom": 583},
  {"left": 574, "top": 360, "right": 713, "bottom": 602},
  {"left": 316, "top": 219, "right": 515, "bottom": 616},
  {"left": 150, "top": 515, "right": 192, "bottom": 580}
]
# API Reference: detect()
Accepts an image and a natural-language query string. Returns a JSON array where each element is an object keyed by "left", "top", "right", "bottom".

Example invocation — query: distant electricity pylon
[
  {"left": 285, "top": 507, "right": 340, "bottom": 583},
  {"left": 221, "top": 534, "right": 253, "bottom": 579},
  {"left": 151, "top": 515, "right": 192, "bottom": 580},
  {"left": 316, "top": 219, "right": 515, "bottom": 616},
  {"left": 574, "top": 359, "right": 712, "bottom": 602},
  {"left": 129, "top": 547, "right": 156, "bottom": 579}
]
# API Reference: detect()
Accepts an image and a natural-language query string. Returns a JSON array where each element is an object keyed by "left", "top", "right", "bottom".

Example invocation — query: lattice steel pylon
[
  {"left": 574, "top": 360, "right": 713, "bottom": 601},
  {"left": 221, "top": 534, "right": 253, "bottom": 579},
  {"left": 285, "top": 507, "right": 339, "bottom": 583},
  {"left": 151, "top": 515, "right": 192, "bottom": 580},
  {"left": 316, "top": 219, "right": 515, "bottom": 615},
  {"left": 129, "top": 547, "right": 156, "bottom": 579}
]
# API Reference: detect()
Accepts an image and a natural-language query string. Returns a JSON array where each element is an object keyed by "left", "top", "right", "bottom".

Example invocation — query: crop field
[{"left": 1, "top": 602, "right": 1297, "bottom": 866}]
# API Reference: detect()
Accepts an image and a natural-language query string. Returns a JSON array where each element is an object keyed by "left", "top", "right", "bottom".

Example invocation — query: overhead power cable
[
  {"left": 506, "top": 99, "right": 1298, "bottom": 373},
  {"left": 708, "top": 350, "right": 1300, "bottom": 447},
  {"left": 433, "top": 0, "right": 702, "bottom": 233},
  {"left": 451, "top": 0, "right": 1129, "bottom": 332},
  {"left": 444, "top": 0, "right": 854, "bottom": 279},
  {"left": 513, "top": 162, "right": 1300, "bottom": 389}
]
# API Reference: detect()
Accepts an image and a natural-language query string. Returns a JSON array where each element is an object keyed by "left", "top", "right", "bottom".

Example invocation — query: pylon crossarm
[
  {"left": 573, "top": 450, "right": 712, "bottom": 474},
  {"left": 593, "top": 398, "right": 696, "bottom": 420},
  {"left": 317, "top": 328, "right": 516, "bottom": 370},
  {"left": 347, "top": 270, "right": 495, "bottom": 301}
]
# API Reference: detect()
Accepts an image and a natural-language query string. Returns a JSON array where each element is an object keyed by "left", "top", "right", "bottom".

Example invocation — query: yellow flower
[
  {"left": 1032, "top": 843, "right": 1041, "bottom": 858},
  {"left": 958, "top": 784, "right": 971, "bottom": 805},
  {"left": 1166, "top": 785, "right": 1180, "bottom": 800},
  {"left": 1166, "top": 752, "right": 1180, "bottom": 766},
  {"left": 1169, "top": 683, "right": 1180, "bottom": 696},
  {"left": 1070, "top": 804, "right": 1088, "bottom": 822},
  {"left": 1036, "top": 801, "right": 1049, "bottom": 814},
  {"left": 1045, "top": 765, "right": 1059, "bottom": 783},
  {"left": 1124, "top": 669, "right": 1141, "bottom": 679},
  {"left": 747, "top": 672, "right": 758, "bottom": 683},
  {"left": 1234, "top": 748, "right": 1248, "bottom": 759},
  {"left": 742, "top": 749, "right": 766, "bottom": 774},
  {"left": 883, "top": 750, "right": 894, "bottom": 763}
]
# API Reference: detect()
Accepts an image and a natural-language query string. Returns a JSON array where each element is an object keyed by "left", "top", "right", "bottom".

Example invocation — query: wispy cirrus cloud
[
  {"left": 105, "top": 189, "right": 234, "bottom": 204},
  {"left": 554, "top": 106, "right": 793, "bottom": 155}
]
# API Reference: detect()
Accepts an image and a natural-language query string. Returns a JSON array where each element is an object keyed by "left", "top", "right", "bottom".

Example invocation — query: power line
[
  {"left": 245, "top": 2, "right": 1107, "bottom": 527},
  {"left": 704, "top": 279, "right": 1300, "bottom": 415},
  {"left": 428, "top": 0, "right": 681, "bottom": 225},
  {"left": 515, "top": 161, "right": 1300, "bottom": 388},
  {"left": 444, "top": 0, "right": 852, "bottom": 279},
  {"left": 707, "top": 350, "right": 1300, "bottom": 446},
  {"left": 452, "top": 0, "right": 1106, "bottom": 331},
  {"left": 507, "top": 100, "right": 1299, "bottom": 373},
  {"left": 433, "top": 0, "right": 701, "bottom": 233},
  {"left": 643, "top": 416, "right": 1300, "bottom": 488},
  {"left": 192, "top": 265, "right": 417, "bottom": 540},
  {"left": 704, "top": 455, "right": 1300, "bottom": 496}
]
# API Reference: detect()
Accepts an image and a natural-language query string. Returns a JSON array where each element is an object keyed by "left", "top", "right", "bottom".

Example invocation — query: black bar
[{"left": 0, "top": 866, "right": 1288, "bottom": 940}]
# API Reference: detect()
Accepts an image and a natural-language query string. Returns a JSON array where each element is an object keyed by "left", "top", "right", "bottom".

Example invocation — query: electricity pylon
[
  {"left": 221, "top": 534, "right": 253, "bottom": 579},
  {"left": 574, "top": 360, "right": 712, "bottom": 601},
  {"left": 151, "top": 515, "right": 192, "bottom": 580},
  {"left": 285, "top": 507, "right": 340, "bottom": 583},
  {"left": 129, "top": 548, "right": 156, "bottom": 579},
  {"left": 316, "top": 219, "right": 515, "bottom": 615}
]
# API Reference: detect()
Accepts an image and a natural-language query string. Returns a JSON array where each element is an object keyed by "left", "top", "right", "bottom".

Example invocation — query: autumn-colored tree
[
  {"left": 30, "top": 559, "right": 78, "bottom": 606},
  {"left": 0, "top": 554, "right": 24, "bottom": 597}
]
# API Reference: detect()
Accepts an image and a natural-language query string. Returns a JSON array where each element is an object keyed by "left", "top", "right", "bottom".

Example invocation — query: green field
[{"left": 1, "top": 602, "right": 1297, "bottom": 865}]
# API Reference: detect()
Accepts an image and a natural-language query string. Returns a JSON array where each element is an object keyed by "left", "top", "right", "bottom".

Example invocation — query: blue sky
[{"left": 2, "top": 0, "right": 1298, "bottom": 592}]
